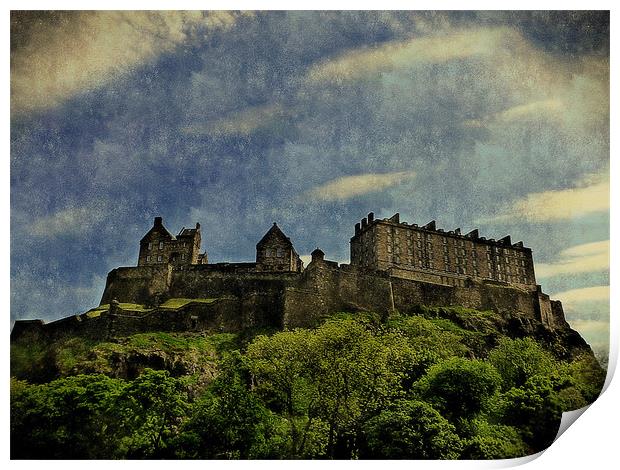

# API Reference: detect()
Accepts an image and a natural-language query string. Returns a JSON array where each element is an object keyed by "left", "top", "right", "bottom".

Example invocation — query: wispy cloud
[
  {"left": 483, "top": 172, "right": 608, "bottom": 223},
  {"left": 306, "top": 28, "right": 510, "bottom": 83},
  {"left": 553, "top": 285, "right": 609, "bottom": 305},
  {"left": 11, "top": 11, "right": 248, "bottom": 116},
  {"left": 29, "top": 203, "right": 110, "bottom": 238},
  {"left": 182, "top": 104, "right": 284, "bottom": 137},
  {"left": 536, "top": 240, "right": 609, "bottom": 278},
  {"left": 305, "top": 171, "right": 416, "bottom": 201},
  {"left": 464, "top": 98, "right": 564, "bottom": 127}
]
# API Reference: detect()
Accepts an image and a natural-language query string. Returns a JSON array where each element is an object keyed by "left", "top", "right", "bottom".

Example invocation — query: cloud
[
  {"left": 464, "top": 99, "right": 564, "bottom": 127},
  {"left": 536, "top": 240, "right": 609, "bottom": 278},
  {"left": 483, "top": 172, "right": 608, "bottom": 223},
  {"left": 182, "top": 104, "right": 284, "bottom": 137},
  {"left": 553, "top": 285, "right": 609, "bottom": 305},
  {"left": 11, "top": 11, "right": 248, "bottom": 116},
  {"left": 305, "top": 171, "right": 416, "bottom": 201},
  {"left": 29, "top": 203, "right": 110, "bottom": 238},
  {"left": 306, "top": 28, "right": 511, "bottom": 83}
]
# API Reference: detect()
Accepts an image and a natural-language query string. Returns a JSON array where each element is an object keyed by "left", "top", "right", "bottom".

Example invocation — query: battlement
[{"left": 353, "top": 212, "right": 529, "bottom": 251}]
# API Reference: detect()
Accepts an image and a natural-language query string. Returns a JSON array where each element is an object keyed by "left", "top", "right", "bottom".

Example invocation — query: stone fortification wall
[
  {"left": 101, "top": 265, "right": 173, "bottom": 305},
  {"left": 14, "top": 258, "right": 568, "bottom": 345},
  {"left": 283, "top": 260, "right": 556, "bottom": 329}
]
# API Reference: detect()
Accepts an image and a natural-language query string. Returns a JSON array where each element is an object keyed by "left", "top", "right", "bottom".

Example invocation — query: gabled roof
[
  {"left": 256, "top": 223, "right": 293, "bottom": 248},
  {"left": 140, "top": 219, "right": 175, "bottom": 243}
]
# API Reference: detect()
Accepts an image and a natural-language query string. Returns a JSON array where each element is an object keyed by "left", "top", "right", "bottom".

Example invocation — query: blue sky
[{"left": 10, "top": 11, "right": 609, "bottom": 355}]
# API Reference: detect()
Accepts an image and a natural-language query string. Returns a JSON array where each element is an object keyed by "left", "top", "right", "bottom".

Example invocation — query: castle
[{"left": 11, "top": 212, "right": 574, "bottom": 345}]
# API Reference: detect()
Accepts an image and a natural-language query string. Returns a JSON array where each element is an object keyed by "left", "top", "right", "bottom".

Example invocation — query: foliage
[
  {"left": 488, "top": 337, "right": 558, "bottom": 390},
  {"left": 10, "top": 306, "right": 606, "bottom": 459},
  {"left": 362, "top": 400, "right": 462, "bottom": 459},
  {"left": 418, "top": 358, "right": 501, "bottom": 420}
]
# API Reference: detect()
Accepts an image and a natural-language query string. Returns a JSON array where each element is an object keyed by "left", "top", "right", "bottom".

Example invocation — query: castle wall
[{"left": 101, "top": 265, "right": 173, "bottom": 305}]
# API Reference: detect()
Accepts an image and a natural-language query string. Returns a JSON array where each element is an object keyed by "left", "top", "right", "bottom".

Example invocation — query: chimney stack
[
  {"left": 361, "top": 217, "right": 368, "bottom": 229},
  {"left": 355, "top": 223, "right": 361, "bottom": 235},
  {"left": 154, "top": 217, "right": 163, "bottom": 227},
  {"left": 368, "top": 212, "right": 374, "bottom": 224}
]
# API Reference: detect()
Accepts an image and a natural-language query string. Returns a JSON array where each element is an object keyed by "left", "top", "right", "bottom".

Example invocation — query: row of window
[
  {"left": 264, "top": 248, "right": 286, "bottom": 258},
  {"left": 146, "top": 253, "right": 187, "bottom": 263}
]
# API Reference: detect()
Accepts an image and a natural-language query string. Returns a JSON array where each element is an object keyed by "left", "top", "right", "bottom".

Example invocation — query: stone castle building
[
  {"left": 12, "top": 211, "right": 581, "bottom": 350},
  {"left": 350, "top": 212, "right": 536, "bottom": 289},
  {"left": 137, "top": 217, "right": 303, "bottom": 273},
  {"left": 138, "top": 217, "right": 207, "bottom": 267}
]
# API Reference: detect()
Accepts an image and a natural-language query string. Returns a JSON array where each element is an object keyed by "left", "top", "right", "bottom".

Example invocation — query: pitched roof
[
  {"left": 140, "top": 219, "right": 175, "bottom": 243},
  {"left": 256, "top": 223, "right": 293, "bottom": 248}
]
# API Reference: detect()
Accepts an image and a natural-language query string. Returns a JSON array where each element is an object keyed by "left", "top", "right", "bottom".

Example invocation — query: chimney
[
  {"left": 361, "top": 217, "right": 368, "bottom": 229},
  {"left": 195, "top": 222, "right": 200, "bottom": 230},
  {"left": 355, "top": 223, "right": 361, "bottom": 235},
  {"left": 368, "top": 212, "right": 374, "bottom": 224},
  {"left": 454, "top": 228, "right": 461, "bottom": 235},
  {"left": 154, "top": 217, "right": 163, "bottom": 227}
]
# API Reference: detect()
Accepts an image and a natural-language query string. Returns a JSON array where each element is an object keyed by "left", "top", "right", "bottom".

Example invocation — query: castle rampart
[{"left": 12, "top": 211, "right": 578, "bottom": 348}]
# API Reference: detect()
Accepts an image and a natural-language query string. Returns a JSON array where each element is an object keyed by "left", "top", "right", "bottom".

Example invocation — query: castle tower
[
  {"left": 256, "top": 223, "right": 303, "bottom": 272},
  {"left": 138, "top": 217, "right": 207, "bottom": 267}
]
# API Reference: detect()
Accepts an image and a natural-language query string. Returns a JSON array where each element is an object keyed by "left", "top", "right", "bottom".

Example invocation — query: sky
[{"left": 10, "top": 11, "right": 610, "bottom": 356}]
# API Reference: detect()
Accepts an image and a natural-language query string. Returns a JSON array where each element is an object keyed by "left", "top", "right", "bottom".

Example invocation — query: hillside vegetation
[{"left": 11, "top": 307, "right": 605, "bottom": 459}]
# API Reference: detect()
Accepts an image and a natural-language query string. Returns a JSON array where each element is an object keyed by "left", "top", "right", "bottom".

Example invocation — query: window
[
  {"left": 181, "top": 253, "right": 186, "bottom": 260},
  {"left": 265, "top": 249, "right": 272, "bottom": 258},
  {"left": 387, "top": 245, "right": 392, "bottom": 253},
  {"left": 146, "top": 255, "right": 151, "bottom": 262},
  {"left": 147, "top": 242, "right": 152, "bottom": 250},
  {"left": 442, "top": 237, "right": 447, "bottom": 244},
  {"left": 159, "top": 241, "right": 164, "bottom": 250},
  {"left": 157, "top": 255, "right": 162, "bottom": 262},
  {"left": 276, "top": 248, "right": 284, "bottom": 257}
]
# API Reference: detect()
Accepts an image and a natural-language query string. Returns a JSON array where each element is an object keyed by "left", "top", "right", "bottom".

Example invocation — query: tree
[
  {"left": 362, "top": 400, "right": 462, "bottom": 459},
  {"left": 11, "top": 374, "right": 126, "bottom": 459},
  {"left": 115, "top": 369, "right": 189, "bottom": 458},
  {"left": 419, "top": 358, "right": 501, "bottom": 421},
  {"left": 175, "top": 355, "right": 287, "bottom": 459},
  {"left": 488, "top": 337, "right": 557, "bottom": 390},
  {"left": 499, "top": 375, "right": 564, "bottom": 452}
]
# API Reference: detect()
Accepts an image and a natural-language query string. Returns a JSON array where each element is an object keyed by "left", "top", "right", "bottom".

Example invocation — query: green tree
[
  {"left": 499, "top": 375, "right": 564, "bottom": 452},
  {"left": 419, "top": 358, "right": 501, "bottom": 421},
  {"left": 305, "top": 319, "right": 409, "bottom": 458},
  {"left": 175, "top": 356, "right": 287, "bottom": 459},
  {"left": 458, "top": 418, "right": 528, "bottom": 459},
  {"left": 115, "top": 369, "right": 189, "bottom": 458},
  {"left": 488, "top": 337, "right": 557, "bottom": 390},
  {"left": 362, "top": 400, "right": 463, "bottom": 459},
  {"left": 11, "top": 374, "right": 126, "bottom": 459}
]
